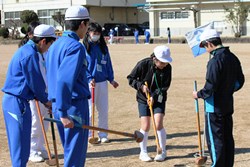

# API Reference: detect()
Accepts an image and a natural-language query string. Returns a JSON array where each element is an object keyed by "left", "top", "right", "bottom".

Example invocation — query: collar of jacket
[
  {"left": 89, "top": 40, "right": 99, "bottom": 46},
  {"left": 210, "top": 45, "right": 226, "bottom": 56},
  {"left": 62, "top": 31, "right": 80, "bottom": 41},
  {"left": 27, "top": 39, "right": 38, "bottom": 52}
]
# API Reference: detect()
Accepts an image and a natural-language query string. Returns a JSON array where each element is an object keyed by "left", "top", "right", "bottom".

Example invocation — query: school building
[
  {"left": 1, "top": 0, "right": 250, "bottom": 37},
  {"left": 145, "top": 0, "right": 250, "bottom": 37},
  {"left": 0, "top": 0, "right": 148, "bottom": 31}
]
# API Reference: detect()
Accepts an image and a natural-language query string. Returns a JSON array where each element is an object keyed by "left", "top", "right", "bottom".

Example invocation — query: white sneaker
[
  {"left": 99, "top": 137, "right": 110, "bottom": 143},
  {"left": 154, "top": 153, "right": 167, "bottom": 162},
  {"left": 29, "top": 153, "right": 44, "bottom": 163},
  {"left": 139, "top": 152, "right": 153, "bottom": 162}
]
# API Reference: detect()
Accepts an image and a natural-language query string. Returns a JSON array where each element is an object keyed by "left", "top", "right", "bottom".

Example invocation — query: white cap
[
  {"left": 33, "top": 24, "right": 56, "bottom": 38},
  {"left": 154, "top": 45, "right": 172, "bottom": 63},
  {"left": 199, "top": 29, "right": 220, "bottom": 46},
  {"left": 65, "top": 6, "right": 90, "bottom": 20}
]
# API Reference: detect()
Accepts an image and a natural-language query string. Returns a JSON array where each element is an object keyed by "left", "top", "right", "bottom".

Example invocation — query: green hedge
[{"left": 0, "top": 27, "right": 9, "bottom": 38}]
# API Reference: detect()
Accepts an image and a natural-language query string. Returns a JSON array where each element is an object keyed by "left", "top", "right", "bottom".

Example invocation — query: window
[
  {"left": 182, "top": 12, "right": 189, "bottom": 18},
  {"left": 4, "top": 11, "right": 21, "bottom": 27},
  {"left": 175, "top": 12, "right": 182, "bottom": 19},
  {"left": 38, "top": 9, "right": 66, "bottom": 27},
  {"left": 161, "top": 11, "right": 189, "bottom": 19}
]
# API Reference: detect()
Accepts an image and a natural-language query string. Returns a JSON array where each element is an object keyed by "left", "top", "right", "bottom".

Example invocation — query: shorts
[{"left": 138, "top": 101, "right": 165, "bottom": 117}]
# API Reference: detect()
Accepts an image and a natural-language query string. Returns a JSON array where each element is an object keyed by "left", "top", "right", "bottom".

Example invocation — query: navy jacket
[
  {"left": 127, "top": 57, "right": 172, "bottom": 104},
  {"left": 197, "top": 47, "right": 244, "bottom": 116}
]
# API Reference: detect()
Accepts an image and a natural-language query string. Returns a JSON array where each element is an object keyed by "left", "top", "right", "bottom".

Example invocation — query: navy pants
[
  {"left": 206, "top": 113, "right": 234, "bottom": 167},
  {"left": 135, "top": 36, "right": 139, "bottom": 44},
  {"left": 145, "top": 36, "right": 150, "bottom": 43},
  {"left": 53, "top": 98, "right": 89, "bottom": 167},
  {"left": 2, "top": 93, "right": 31, "bottom": 167}
]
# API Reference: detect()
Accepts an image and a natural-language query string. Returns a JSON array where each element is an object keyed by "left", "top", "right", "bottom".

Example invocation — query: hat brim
[
  {"left": 199, "top": 41, "right": 203, "bottom": 47},
  {"left": 199, "top": 40, "right": 208, "bottom": 48},
  {"left": 34, "top": 34, "right": 57, "bottom": 38},
  {"left": 157, "top": 56, "right": 172, "bottom": 63},
  {"left": 65, "top": 16, "right": 91, "bottom": 21},
  {"left": 48, "top": 34, "right": 57, "bottom": 38}
]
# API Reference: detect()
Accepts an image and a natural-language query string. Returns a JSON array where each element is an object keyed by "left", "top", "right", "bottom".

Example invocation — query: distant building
[
  {"left": 0, "top": 0, "right": 148, "bottom": 32},
  {"left": 145, "top": 0, "right": 250, "bottom": 37}
]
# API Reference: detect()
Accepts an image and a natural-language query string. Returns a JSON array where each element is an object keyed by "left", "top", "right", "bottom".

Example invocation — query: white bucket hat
[
  {"left": 199, "top": 29, "right": 220, "bottom": 46},
  {"left": 33, "top": 24, "right": 56, "bottom": 38},
  {"left": 154, "top": 45, "right": 172, "bottom": 63},
  {"left": 65, "top": 6, "right": 90, "bottom": 20}
]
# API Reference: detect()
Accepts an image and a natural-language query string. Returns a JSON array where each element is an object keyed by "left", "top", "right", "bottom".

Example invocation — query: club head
[
  {"left": 88, "top": 137, "right": 100, "bottom": 144},
  {"left": 134, "top": 130, "right": 144, "bottom": 143},
  {"left": 195, "top": 156, "right": 207, "bottom": 166},
  {"left": 157, "top": 147, "right": 163, "bottom": 155},
  {"left": 45, "top": 159, "right": 57, "bottom": 166}
]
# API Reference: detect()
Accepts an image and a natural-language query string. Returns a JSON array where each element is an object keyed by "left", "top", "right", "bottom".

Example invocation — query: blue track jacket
[
  {"left": 2, "top": 40, "right": 48, "bottom": 103},
  {"left": 46, "top": 31, "right": 90, "bottom": 118},
  {"left": 86, "top": 42, "right": 114, "bottom": 83}
]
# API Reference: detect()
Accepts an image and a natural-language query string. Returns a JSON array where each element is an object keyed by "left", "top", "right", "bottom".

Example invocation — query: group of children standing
[
  {"left": 1, "top": 5, "right": 119, "bottom": 167},
  {"left": 2, "top": 5, "right": 244, "bottom": 167}
]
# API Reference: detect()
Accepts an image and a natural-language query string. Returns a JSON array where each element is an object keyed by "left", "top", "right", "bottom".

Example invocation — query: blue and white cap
[
  {"left": 199, "top": 29, "right": 220, "bottom": 46},
  {"left": 65, "top": 6, "right": 90, "bottom": 20},
  {"left": 34, "top": 24, "right": 56, "bottom": 38},
  {"left": 154, "top": 45, "right": 172, "bottom": 63}
]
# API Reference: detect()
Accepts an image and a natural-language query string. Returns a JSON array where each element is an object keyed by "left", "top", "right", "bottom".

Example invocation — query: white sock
[
  {"left": 157, "top": 128, "right": 166, "bottom": 154},
  {"left": 139, "top": 129, "right": 149, "bottom": 154}
]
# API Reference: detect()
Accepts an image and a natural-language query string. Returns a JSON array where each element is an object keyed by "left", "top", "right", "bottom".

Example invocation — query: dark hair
[
  {"left": 82, "top": 22, "right": 107, "bottom": 55},
  {"left": 65, "top": 19, "right": 89, "bottom": 31},
  {"left": 18, "top": 21, "right": 40, "bottom": 47},
  {"left": 32, "top": 36, "right": 56, "bottom": 44},
  {"left": 200, "top": 37, "right": 222, "bottom": 48},
  {"left": 150, "top": 53, "right": 161, "bottom": 62},
  {"left": 150, "top": 53, "right": 155, "bottom": 59}
]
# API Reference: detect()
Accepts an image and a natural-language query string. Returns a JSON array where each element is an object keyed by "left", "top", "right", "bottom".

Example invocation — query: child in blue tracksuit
[
  {"left": 46, "top": 6, "right": 90, "bottom": 167},
  {"left": 134, "top": 28, "right": 139, "bottom": 44},
  {"left": 83, "top": 22, "right": 119, "bottom": 143},
  {"left": 1, "top": 24, "right": 56, "bottom": 167},
  {"left": 193, "top": 29, "right": 245, "bottom": 167},
  {"left": 19, "top": 21, "right": 51, "bottom": 163},
  {"left": 108, "top": 29, "right": 114, "bottom": 44},
  {"left": 144, "top": 29, "right": 151, "bottom": 44}
]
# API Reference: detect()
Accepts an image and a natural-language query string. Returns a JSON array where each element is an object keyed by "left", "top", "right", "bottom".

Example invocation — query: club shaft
[{"left": 44, "top": 118, "right": 135, "bottom": 138}]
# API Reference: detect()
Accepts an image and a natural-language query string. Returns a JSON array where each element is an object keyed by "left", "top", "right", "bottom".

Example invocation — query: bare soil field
[{"left": 0, "top": 43, "right": 249, "bottom": 167}]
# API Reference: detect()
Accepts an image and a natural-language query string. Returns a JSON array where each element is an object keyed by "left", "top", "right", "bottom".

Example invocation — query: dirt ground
[{"left": 0, "top": 43, "right": 249, "bottom": 167}]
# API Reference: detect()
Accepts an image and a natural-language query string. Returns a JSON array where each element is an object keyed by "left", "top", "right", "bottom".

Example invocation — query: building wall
[
  {"left": 147, "top": 0, "right": 250, "bottom": 37},
  {"left": 89, "top": 6, "right": 148, "bottom": 26},
  {"left": 1, "top": 0, "right": 148, "bottom": 32},
  {"left": 157, "top": 9, "right": 234, "bottom": 37}
]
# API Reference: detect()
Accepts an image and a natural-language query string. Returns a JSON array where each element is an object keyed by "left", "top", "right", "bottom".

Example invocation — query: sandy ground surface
[{"left": 0, "top": 43, "right": 249, "bottom": 167}]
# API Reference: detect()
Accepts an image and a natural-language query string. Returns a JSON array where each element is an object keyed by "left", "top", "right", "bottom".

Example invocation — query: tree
[
  {"left": 52, "top": 11, "right": 65, "bottom": 31},
  {"left": 224, "top": 0, "right": 250, "bottom": 37},
  {"left": 181, "top": 5, "right": 200, "bottom": 28},
  {"left": 190, "top": 7, "right": 199, "bottom": 28},
  {"left": 20, "top": 10, "right": 39, "bottom": 24},
  {"left": 7, "top": 19, "right": 20, "bottom": 39},
  {"left": 20, "top": 10, "right": 39, "bottom": 36},
  {"left": 0, "top": 27, "right": 9, "bottom": 38}
]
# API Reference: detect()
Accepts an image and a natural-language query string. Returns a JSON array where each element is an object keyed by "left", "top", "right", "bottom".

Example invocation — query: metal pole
[{"left": 1, "top": 0, "right": 4, "bottom": 25}]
